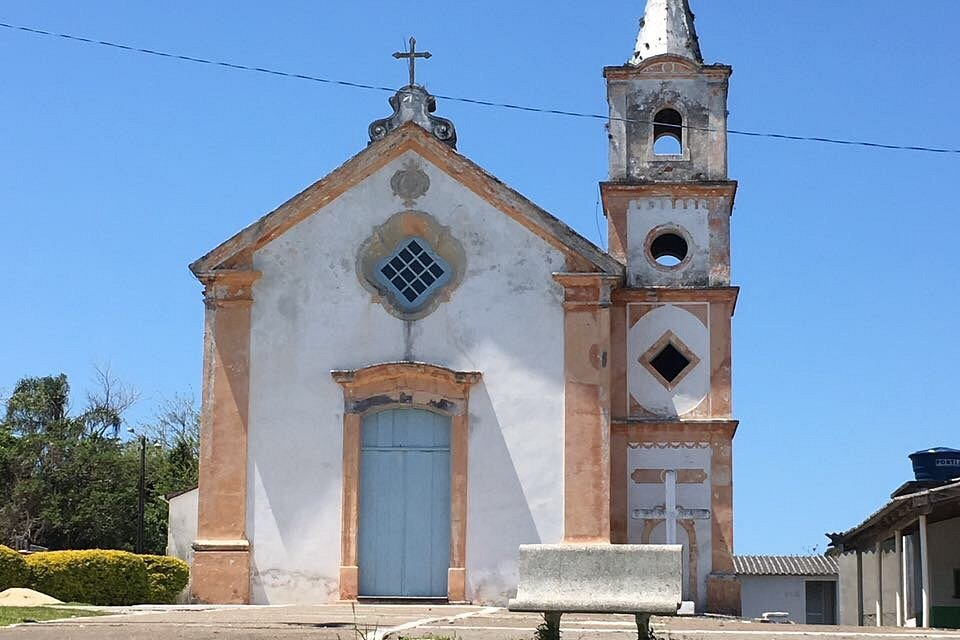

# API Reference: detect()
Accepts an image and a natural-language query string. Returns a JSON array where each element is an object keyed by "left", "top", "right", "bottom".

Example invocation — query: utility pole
[{"left": 131, "top": 431, "right": 146, "bottom": 554}]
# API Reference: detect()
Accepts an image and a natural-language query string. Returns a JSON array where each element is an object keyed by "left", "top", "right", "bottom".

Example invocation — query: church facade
[{"left": 188, "top": 0, "right": 740, "bottom": 613}]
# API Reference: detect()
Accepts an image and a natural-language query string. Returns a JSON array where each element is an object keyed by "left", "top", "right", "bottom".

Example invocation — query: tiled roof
[{"left": 734, "top": 555, "right": 838, "bottom": 576}]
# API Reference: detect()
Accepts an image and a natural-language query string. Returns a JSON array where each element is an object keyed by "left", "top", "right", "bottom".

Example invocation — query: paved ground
[{"left": 2, "top": 604, "right": 960, "bottom": 640}]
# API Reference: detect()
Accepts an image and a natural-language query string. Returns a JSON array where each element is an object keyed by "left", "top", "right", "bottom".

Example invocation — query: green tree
[
  {"left": 0, "top": 372, "right": 200, "bottom": 555},
  {"left": 0, "top": 375, "right": 84, "bottom": 546}
]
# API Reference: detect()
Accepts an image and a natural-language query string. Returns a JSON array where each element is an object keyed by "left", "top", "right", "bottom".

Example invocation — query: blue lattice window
[{"left": 375, "top": 237, "right": 452, "bottom": 311}]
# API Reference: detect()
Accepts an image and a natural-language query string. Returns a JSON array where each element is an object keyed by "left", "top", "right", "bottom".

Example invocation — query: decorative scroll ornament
[
  {"left": 368, "top": 85, "right": 458, "bottom": 149},
  {"left": 390, "top": 159, "right": 431, "bottom": 206}
]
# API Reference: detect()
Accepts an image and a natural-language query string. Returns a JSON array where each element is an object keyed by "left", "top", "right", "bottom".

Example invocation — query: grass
[{"left": 0, "top": 606, "right": 105, "bottom": 627}]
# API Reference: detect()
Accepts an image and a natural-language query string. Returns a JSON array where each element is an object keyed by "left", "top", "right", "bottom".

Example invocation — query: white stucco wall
[
  {"left": 166, "top": 488, "right": 199, "bottom": 604},
  {"left": 626, "top": 197, "right": 710, "bottom": 287},
  {"left": 929, "top": 518, "right": 960, "bottom": 608},
  {"left": 166, "top": 487, "right": 198, "bottom": 565},
  {"left": 740, "top": 575, "right": 808, "bottom": 621},
  {"left": 245, "top": 150, "right": 568, "bottom": 604},
  {"left": 838, "top": 545, "right": 920, "bottom": 626}
]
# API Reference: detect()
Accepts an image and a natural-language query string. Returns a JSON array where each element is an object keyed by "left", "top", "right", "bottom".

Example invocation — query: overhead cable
[{"left": 2, "top": 20, "right": 958, "bottom": 156}]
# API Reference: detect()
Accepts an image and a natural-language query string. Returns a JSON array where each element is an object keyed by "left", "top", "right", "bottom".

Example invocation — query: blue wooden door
[{"left": 358, "top": 408, "right": 451, "bottom": 597}]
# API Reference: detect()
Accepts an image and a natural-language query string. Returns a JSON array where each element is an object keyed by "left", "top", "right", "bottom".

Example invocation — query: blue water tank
[{"left": 909, "top": 447, "right": 960, "bottom": 482}]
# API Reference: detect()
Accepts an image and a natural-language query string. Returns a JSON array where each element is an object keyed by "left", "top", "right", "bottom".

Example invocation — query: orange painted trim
[
  {"left": 196, "top": 270, "right": 262, "bottom": 304},
  {"left": 631, "top": 468, "right": 707, "bottom": 485},
  {"left": 448, "top": 567, "right": 466, "bottom": 603},
  {"left": 192, "top": 269, "right": 260, "bottom": 605},
  {"left": 610, "top": 425, "right": 629, "bottom": 545},
  {"left": 613, "top": 287, "right": 739, "bottom": 311},
  {"left": 680, "top": 520, "right": 700, "bottom": 599},
  {"left": 339, "top": 565, "right": 358, "bottom": 602},
  {"left": 332, "top": 361, "right": 481, "bottom": 398},
  {"left": 191, "top": 123, "right": 621, "bottom": 276},
  {"left": 600, "top": 180, "right": 737, "bottom": 202},
  {"left": 450, "top": 413, "right": 468, "bottom": 577},
  {"left": 640, "top": 519, "right": 663, "bottom": 543},
  {"left": 612, "top": 420, "right": 738, "bottom": 440},
  {"left": 333, "top": 361, "right": 481, "bottom": 601},
  {"left": 707, "top": 573, "right": 742, "bottom": 616},
  {"left": 602, "top": 56, "right": 731, "bottom": 80},
  {"left": 191, "top": 551, "right": 251, "bottom": 604},
  {"left": 340, "top": 414, "right": 361, "bottom": 570},
  {"left": 555, "top": 276, "right": 617, "bottom": 543}
]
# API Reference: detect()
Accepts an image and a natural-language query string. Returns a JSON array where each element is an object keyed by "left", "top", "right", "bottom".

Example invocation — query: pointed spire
[{"left": 630, "top": 0, "right": 703, "bottom": 65}]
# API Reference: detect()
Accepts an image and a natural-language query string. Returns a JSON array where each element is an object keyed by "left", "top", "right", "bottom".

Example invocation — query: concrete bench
[{"left": 508, "top": 543, "right": 683, "bottom": 640}]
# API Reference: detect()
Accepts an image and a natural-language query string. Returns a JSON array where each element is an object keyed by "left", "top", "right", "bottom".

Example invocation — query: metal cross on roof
[{"left": 393, "top": 37, "right": 432, "bottom": 87}]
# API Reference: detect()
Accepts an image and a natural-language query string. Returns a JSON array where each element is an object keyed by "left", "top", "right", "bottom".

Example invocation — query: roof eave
[
  {"left": 190, "top": 122, "right": 623, "bottom": 278},
  {"left": 827, "top": 479, "right": 960, "bottom": 550}
]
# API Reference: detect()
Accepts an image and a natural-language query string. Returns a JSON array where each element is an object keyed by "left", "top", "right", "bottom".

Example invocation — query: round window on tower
[{"left": 645, "top": 226, "right": 692, "bottom": 271}]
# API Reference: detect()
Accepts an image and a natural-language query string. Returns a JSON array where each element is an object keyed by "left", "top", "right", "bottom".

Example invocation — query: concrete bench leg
[
  {"left": 635, "top": 613, "right": 651, "bottom": 640},
  {"left": 542, "top": 612, "right": 562, "bottom": 640}
]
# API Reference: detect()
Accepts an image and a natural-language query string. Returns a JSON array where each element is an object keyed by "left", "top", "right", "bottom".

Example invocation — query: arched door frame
[{"left": 332, "top": 362, "right": 481, "bottom": 602}]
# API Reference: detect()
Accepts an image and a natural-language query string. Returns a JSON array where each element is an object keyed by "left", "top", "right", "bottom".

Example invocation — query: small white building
[
  {"left": 828, "top": 478, "right": 960, "bottom": 629},
  {"left": 165, "top": 486, "right": 198, "bottom": 566},
  {"left": 735, "top": 555, "right": 838, "bottom": 624}
]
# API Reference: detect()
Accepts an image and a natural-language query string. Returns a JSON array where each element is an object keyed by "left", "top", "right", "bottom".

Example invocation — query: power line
[{"left": 2, "top": 20, "right": 958, "bottom": 156}]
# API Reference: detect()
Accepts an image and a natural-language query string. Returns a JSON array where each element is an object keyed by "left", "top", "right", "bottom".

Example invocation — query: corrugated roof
[
  {"left": 826, "top": 478, "right": 960, "bottom": 550},
  {"left": 734, "top": 555, "right": 838, "bottom": 576}
]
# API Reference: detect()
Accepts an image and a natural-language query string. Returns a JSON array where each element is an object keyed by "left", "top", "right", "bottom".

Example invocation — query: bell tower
[{"left": 603, "top": 0, "right": 740, "bottom": 614}]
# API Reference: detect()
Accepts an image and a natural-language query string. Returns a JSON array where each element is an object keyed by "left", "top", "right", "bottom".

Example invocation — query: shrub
[
  {"left": 25, "top": 549, "right": 149, "bottom": 605},
  {"left": 140, "top": 555, "right": 189, "bottom": 604},
  {"left": 0, "top": 545, "right": 29, "bottom": 590}
]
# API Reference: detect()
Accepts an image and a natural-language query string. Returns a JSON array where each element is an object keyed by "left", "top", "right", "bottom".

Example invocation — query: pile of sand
[{"left": 0, "top": 588, "right": 63, "bottom": 607}]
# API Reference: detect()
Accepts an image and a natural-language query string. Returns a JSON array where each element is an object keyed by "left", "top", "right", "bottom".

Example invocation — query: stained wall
[{"left": 245, "top": 150, "right": 568, "bottom": 604}]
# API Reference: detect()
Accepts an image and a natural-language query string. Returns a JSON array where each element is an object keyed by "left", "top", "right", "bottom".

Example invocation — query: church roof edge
[{"left": 189, "top": 123, "right": 623, "bottom": 278}]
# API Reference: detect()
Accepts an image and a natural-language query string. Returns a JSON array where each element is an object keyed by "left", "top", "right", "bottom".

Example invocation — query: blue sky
[{"left": 1, "top": 1, "right": 958, "bottom": 555}]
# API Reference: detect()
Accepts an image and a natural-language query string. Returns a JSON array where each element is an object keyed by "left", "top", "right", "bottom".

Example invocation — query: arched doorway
[{"left": 358, "top": 407, "right": 451, "bottom": 597}]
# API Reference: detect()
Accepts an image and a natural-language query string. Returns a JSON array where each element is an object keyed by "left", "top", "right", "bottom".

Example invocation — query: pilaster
[
  {"left": 554, "top": 273, "right": 620, "bottom": 542},
  {"left": 191, "top": 269, "right": 260, "bottom": 604}
]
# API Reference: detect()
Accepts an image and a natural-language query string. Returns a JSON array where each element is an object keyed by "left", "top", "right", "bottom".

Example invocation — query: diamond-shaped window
[
  {"left": 640, "top": 331, "right": 700, "bottom": 390},
  {"left": 375, "top": 237, "right": 452, "bottom": 310},
  {"left": 650, "top": 343, "right": 689, "bottom": 382}
]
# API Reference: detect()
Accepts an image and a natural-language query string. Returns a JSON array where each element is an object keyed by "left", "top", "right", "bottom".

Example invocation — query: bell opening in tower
[{"left": 653, "top": 108, "right": 684, "bottom": 156}]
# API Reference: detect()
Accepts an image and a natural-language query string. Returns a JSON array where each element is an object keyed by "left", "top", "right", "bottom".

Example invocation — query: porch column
[
  {"left": 875, "top": 540, "right": 883, "bottom": 627},
  {"left": 895, "top": 531, "right": 903, "bottom": 627},
  {"left": 919, "top": 514, "right": 930, "bottom": 629},
  {"left": 192, "top": 269, "right": 261, "bottom": 604},
  {"left": 553, "top": 274, "right": 619, "bottom": 542},
  {"left": 902, "top": 533, "right": 911, "bottom": 625},
  {"left": 856, "top": 549, "right": 864, "bottom": 626}
]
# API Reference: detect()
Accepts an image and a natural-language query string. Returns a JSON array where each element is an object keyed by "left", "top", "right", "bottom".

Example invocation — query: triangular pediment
[{"left": 190, "top": 122, "right": 622, "bottom": 276}]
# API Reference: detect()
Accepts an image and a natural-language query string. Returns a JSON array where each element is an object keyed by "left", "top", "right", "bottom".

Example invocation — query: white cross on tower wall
[{"left": 631, "top": 469, "right": 711, "bottom": 544}]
